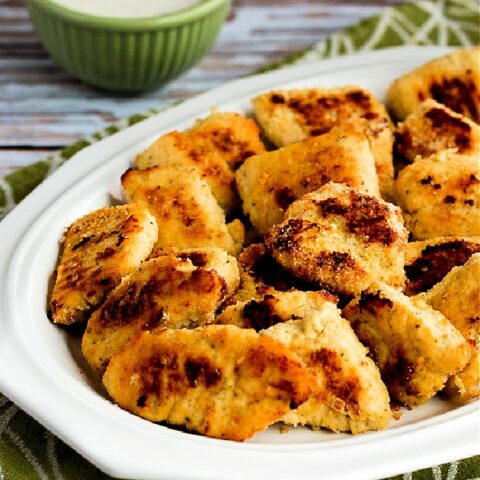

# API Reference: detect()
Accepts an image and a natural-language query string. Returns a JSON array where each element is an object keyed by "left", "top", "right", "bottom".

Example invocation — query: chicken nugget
[
  {"left": 395, "top": 151, "right": 480, "bottom": 239},
  {"left": 135, "top": 131, "right": 237, "bottom": 214},
  {"left": 187, "top": 110, "right": 266, "bottom": 169},
  {"left": 135, "top": 112, "right": 265, "bottom": 214},
  {"left": 266, "top": 302, "right": 391, "bottom": 434},
  {"left": 50, "top": 204, "right": 157, "bottom": 325},
  {"left": 420, "top": 254, "right": 480, "bottom": 403},
  {"left": 122, "top": 165, "right": 243, "bottom": 255},
  {"left": 252, "top": 86, "right": 394, "bottom": 199},
  {"left": 343, "top": 282, "right": 471, "bottom": 407},
  {"left": 236, "top": 127, "right": 380, "bottom": 235},
  {"left": 265, "top": 183, "right": 408, "bottom": 297},
  {"left": 394, "top": 99, "right": 480, "bottom": 163},
  {"left": 386, "top": 47, "right": 480, "bottom": 121},
  {"left": 219, "top": 290, "right": 391, "bottom": 433},
  {"left": 103, "top": 325, "right": 311, "bottom": 441}
]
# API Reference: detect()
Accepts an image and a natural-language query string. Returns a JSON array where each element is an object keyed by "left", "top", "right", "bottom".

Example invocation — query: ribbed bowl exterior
[{"left": 27, "top": 0, "right": 230, "bottom": 92}]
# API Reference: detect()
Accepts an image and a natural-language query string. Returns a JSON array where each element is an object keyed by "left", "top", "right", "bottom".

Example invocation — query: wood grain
[{"left": 0, "top": 0, "right": 401, "bottom": 176}]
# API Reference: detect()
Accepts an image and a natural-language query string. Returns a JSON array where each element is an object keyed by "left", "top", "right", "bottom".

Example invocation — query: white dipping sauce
[{"left": 51, "top": 0, "right": 205, "bottom": 18}]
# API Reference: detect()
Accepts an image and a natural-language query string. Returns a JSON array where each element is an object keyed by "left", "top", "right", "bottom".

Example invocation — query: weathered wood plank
[{"left": 0, "top": 114, "right": 118, "bottom": 146}]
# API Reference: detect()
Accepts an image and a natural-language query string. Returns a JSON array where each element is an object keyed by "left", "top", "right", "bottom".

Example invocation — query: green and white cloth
[{"left": 1, "top": 0, "right": 479, "bottom": 478}]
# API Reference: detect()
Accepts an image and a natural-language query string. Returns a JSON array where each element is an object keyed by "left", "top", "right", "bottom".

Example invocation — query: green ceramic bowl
[{"left": 27, "top": 0, "right": 230, "bottom": 92}]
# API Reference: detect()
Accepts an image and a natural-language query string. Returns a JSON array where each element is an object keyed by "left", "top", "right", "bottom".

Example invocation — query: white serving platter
[{"left": 0, "top": 46, "right": 478, "bottom": 480}]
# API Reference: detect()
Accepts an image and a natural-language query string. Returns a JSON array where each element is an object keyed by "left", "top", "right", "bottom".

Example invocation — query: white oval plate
[{"left": 0, "top": 46, "right": 478, "bottom": 480}]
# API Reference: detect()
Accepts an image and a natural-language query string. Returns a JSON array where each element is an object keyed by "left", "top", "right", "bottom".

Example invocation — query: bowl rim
[{"left": 28, "top": 0, "right": 229, "bottom": 29}]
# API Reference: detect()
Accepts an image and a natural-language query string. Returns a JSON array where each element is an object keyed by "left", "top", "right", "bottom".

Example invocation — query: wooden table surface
[{"left": 1, "top": 0, "right": 401, "bottom": 177}]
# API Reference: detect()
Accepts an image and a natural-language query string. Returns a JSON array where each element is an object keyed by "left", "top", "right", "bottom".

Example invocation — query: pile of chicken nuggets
[{"left": 49, "top": 47, "right": 480, "bottom": 441}]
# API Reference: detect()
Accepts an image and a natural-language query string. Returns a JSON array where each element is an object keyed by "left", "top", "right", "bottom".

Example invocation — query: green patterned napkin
[{"left": 1, "top": 0, "right": 479, "bottom": 478}]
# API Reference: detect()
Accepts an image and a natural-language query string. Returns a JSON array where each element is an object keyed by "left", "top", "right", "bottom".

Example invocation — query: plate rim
[{"left": 1, "top": 45, "right": 478, "bottom": 480}]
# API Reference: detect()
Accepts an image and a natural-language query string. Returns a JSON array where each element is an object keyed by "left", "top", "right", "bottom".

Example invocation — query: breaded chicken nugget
[
  {"left": 135, "top": 112, "right": 265, "bottom": 214},
  {"left": 103, "top": 325, "right": 311, "bottom": 441},
  {"left": 395, "top": 151, "right": 480, "bottom": 239},
  {"left": 135, "top": 131, "right": 238, "bottom": 213},
  {"left": 219, "top": 290, "right": 391, "bottom": 433},
  {"left": 82, "top": 256, "right": 228, "bottom": 374},
  {"left": 50, "top": 204, "right": 157, "bottom": 325},
  {"left": 404, "top": 236, "right": 480, "bottom": 295},
  {"left": 236, "top": 127, "right": 380, "bottom": 235},
  {"left": 394, "top": 99, "right": 480, "bottom": 163},
  {"left": 386, "top": 47, "right": 480, "bottom": 121},
  {"left": 150, "top": 246, "right": 239, "bottom": 297},
  {"left": 187, "top": 111, "right": 266, "bottom": 169},
  {"left": 252, "top": 86, "right": 394, "bottom": 200},
  {"left": 266, "top": 303, "right": 391, "bottom": 434},
  {"left": 265, "top": 183, "right": 408, "bottom": 297},
  {"left": 343, "top": 282, "right": 471, "bottom": 407},
  {"left": 421, "top": 254, "right": 480, "bottom": 403},
  {"left": 423, "top": 254, "right": 480, "bottom": 343},
  {"left": 218, "top": 290, "right": 337, "bottom": 331},
  {"left": 122, "top": 165, "right": 243, "bottom": 255}
]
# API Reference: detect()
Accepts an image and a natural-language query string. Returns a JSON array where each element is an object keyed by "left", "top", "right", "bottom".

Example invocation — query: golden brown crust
[
  {"left": 82, "top": 256, "right": 228, "bottom": 374},
  {"left": 260, "top": 300, "right": 391, "bottom": 434},
  {"left": 264, "top": 183, "right": 408, "bottom": 297},
  {"left": 343, "top": 282, "right": 471, "bottom": 407},
  {"left": 103, "top": 325, "right": 311, "bottom": 441},
  {"left": 187, "top": 111, "right": 267, "bottom": 169},
  {"left": 420, "top": 254, "right": 480, "bottom": 404},
  {"left": 236, "top": 126, "right": 380, "bottom": 234},
  {"left": 135, "top": 112, "right": 265, "bottom": 214},
  {"left": 252, "top": 86, "right": 394, "bottom": 200},
  {"left": 121, "top": 165, "right": 243, "bottom": 255},
  {"left": 386, "top": 47, "right": 480, "bottom": 121},
  {"left": 135, "top": 131, "right": 238, "bottom": 214},
  {"left": 422, "top": 254, "right": 480, "bottom": 344},
  {"left": 404, "top": 236, "right": 480, "bottom": 295},
  {"left": 394, "top": 100, "right": 480, "bottom": 163},
  {"left": 50, "top": 204, "right": 158, "bottom": 325},
  {"left": 395, "top": 151, "right": 480, "bottom": 239}
]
